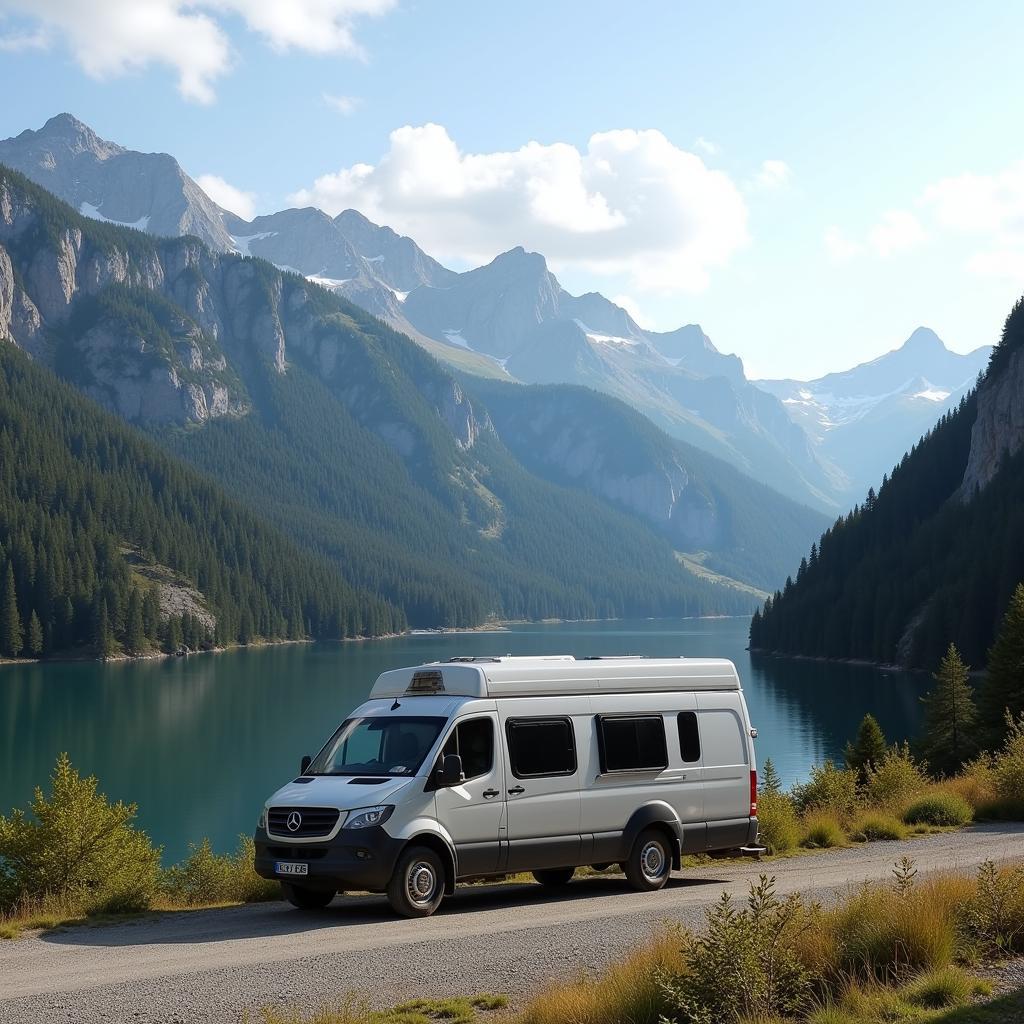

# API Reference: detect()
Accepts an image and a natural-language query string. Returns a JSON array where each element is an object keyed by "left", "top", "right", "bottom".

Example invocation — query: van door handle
[
  {"left": 482, "top": 789, "right": 499, "bottom": 798},
  {"left": 507, "top": 786, "right": 525, "bottom": 795}
]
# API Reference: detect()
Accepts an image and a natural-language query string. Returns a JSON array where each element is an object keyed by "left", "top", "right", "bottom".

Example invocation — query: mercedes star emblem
[{"left": 286, "top": 810, "right": 302, "bottom": 832}]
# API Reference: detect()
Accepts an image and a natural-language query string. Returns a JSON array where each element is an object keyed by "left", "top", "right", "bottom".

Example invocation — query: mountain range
[
  {"left": 0, "top": 113, "right": 988, "bottom": 517},
  {"left": 0, "top": 161, "right": 833, "bottom": 654}
]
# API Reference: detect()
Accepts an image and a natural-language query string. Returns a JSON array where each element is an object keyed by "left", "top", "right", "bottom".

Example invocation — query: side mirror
[
  {"left": 300, "top": 755, "right": 312, "bottom": 775},
  {"left": 436, "top": 753, "right": 465, "bottom": 788}
]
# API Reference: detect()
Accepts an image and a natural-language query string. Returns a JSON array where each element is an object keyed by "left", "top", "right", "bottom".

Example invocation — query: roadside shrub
[
  {"left": 989, "top": 713, "right": 1024, "bottom": 818},
  {"left": 757, "top": 791, "right": 800, "bottom": 853},
  {"left": 161, "top": 835, "right": 278, "bottom": 907},
  {"left": 902, "top": 965, "right": 987, "bottom": 1009},
  {"left": 515, "top": 929, "right": 684, "bottom": 1024},
  {"left": 791, "top": 762, "right": 859, "bottom": 818},
  {"left": 864, "top": 744, "right": 928, "bottom": 807},
  {"left": 942, "top": 761, "right": 997, "bottom": 814},
  {"left": 848, "top": 811, "right": 906, "bottom": 843},
  {"left": 829, "top": 875, "right": 963, "bottom": 980},
  {"left": 964, "top": 860, "right": 1024, "bottom": 957},
  {"left": 800, "top": 811, "right": 846, "bottom": 849},
  {"left": 661, "top": 875, "right": 812, "bottom": 1024},
  {"left": 901, "top": 792, "right": 973, "bottom": 827},
  {"left": 0, "top": 753, "right": 160, "bottom": 915}
]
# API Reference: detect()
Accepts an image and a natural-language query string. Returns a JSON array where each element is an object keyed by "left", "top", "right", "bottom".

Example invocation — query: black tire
[
  {"left": 624, "top": 828, "right": 672, "bottom": 891},
  {"left": 386, "top": 845, "right": 446, "bottom": 918},
  {"left": 281, "top": 882, "right": 336, "bottom": 909},
  {"left": 533, "top": 867, "right": 575, "bottom": 887}
]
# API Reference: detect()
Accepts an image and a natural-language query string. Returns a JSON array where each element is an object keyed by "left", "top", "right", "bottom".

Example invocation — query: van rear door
[
  {"left": 498, "top": 699, "right": 582, "bottom": 872},
  {"left": 697, "top": 691, "right": 752, "bottom": 850}
]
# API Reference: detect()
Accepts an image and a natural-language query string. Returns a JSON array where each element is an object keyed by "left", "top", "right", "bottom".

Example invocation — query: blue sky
[{"left": 1, "top": 1, "right": 1023, "bottom": 378}]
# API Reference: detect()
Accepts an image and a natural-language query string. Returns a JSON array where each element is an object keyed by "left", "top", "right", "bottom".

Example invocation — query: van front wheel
[
  {"left": 281, "top": 882, "right": 336, "bottom": 909},
  {"left": 624, "top": 828, "right": 672, "bottom": 891},
  {"left": 387, "top": 845, "right": 446, "bottom": 918}
]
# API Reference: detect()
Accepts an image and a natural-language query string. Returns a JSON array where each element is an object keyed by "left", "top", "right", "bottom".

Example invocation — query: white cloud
[
  {"left": 965, "top": 249, "right": 1024, "bottom": 281},
  {"left": 868, "top": 209, "right": 927, "bottom": 258},
  {"left": 323, "top": 93, "right": 361, "bottom": 115},
  {"left": 751, "top": 159, "right": 791, "bottom": 190},
  {"left": 824, "top": 226, "right": 861, "bottom": 263},
  {"left": 0, "top": 0, "right": 394, "bottom": 103},
  {"left": 0, "top": 23, "right": 48, "bottom": 50},
  {"left": 694, "top": 136, "right": 719, "bottom": 156},
  {"left": 920, "top": 163, "right": 1024, "bottom": 233},
  {"left": 196, "top": 174, "right": 256, "bottom": 220},
  {"left": 290, "top": 124, "right": 751, "bottom": 293}
]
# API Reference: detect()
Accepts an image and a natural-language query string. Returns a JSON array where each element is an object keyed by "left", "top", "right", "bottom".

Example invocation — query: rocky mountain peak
[
  {"left": 901, "top": 326, "right": 945, "bottom": 354},
  {"left": 34, "top": 113, "right": 123, "bottom": 160}
]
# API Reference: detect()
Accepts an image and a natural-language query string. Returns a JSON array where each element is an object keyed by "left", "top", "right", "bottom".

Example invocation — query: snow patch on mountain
[
  {"left": 79, "top": 202, "right": 150, "bottom": 231},
  {"left": 231, "top": 232, "right": 276, "bottom": 256}
]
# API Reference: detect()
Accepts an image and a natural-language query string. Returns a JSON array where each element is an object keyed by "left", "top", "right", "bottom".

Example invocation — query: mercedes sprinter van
[{"left": 253, "top": 655, "right": 760, "bottom": 917}]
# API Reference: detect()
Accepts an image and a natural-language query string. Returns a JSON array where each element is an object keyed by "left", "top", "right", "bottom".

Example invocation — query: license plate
[{"left": 276, "top": 861, "right": 309, "bottom": 876}]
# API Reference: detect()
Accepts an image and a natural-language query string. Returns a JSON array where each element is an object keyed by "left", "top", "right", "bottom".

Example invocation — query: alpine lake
[{"left": 0, "top": 617, "right": 930, "bottom": 862}]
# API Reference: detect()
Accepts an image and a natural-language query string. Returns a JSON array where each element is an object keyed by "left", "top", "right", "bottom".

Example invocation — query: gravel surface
[{"left": 0, "top": 823, "right": 1022, "bottom": 1024}]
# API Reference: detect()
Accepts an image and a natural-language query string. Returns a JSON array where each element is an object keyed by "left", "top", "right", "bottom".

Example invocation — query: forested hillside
[
  {"left": 751, "top": 298, "right": 1024, "bottom": 670},
  {"left": 0, "top": 165, "right": 770, "bottom": 637},
  {"left": 0, "top": 344, "right": 402, "bottom": 659}
]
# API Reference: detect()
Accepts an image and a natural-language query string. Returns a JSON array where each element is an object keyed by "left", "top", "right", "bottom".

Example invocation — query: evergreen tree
[
  {"left": 979, "top": 582, "right": 1024, "bottom": 741},
  {"left": 92, "top": 599, "right": 117, "bottom": 660},
  {"left": 920, "top": 644, "right": 978, "bottom": 774},
  {"left": 0, "top": 563, "right": 23, "bottom": 657},
  {"left": 124, "top": 589, "right": 146, "bottom": 655},
  {"left": 844, "top": 713, "right": 888, "bottom": 782},
  {"left": 27, "top": 610, "right": 44, "bottom": 657},
  {"left": 759, "top": 758, "right": 782, "bottom": 795}
]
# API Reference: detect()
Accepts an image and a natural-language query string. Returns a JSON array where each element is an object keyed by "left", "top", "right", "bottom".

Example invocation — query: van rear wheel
[
  {"left": 624, "top": 828, "right": 672, "bottom": 891},
  {"left": 533, "top": 867, "right": 575, "bottom": 887},
  {"left": 387, "top": 845, "right": 445, "bottom": 918},
  {"left": 281, "top": 882, "right": 336, "bottom": 909}
]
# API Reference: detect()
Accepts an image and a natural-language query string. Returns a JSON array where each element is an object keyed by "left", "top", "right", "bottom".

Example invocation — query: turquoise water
[{"left": 0, "top": 618, "right": 929, "bottom": 862}]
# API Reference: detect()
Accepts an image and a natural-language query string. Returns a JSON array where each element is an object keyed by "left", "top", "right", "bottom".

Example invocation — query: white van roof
[{"left": 368, "top": 655, "right": 741, "bottom": 699}]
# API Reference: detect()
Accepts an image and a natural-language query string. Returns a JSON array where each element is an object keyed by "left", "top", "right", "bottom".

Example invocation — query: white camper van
[{"left": 254, "top": 655, "right": 760, "bottom": 917}]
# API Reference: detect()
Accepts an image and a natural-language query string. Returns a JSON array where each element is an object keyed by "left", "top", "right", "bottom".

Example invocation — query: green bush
[
  {"left": 757, "top": 791, "right": 801, "bottom": 853},
  {"left": 965, "top": 860, "right": 1024, "bottom": 957},
  {"left": 0, "top": 753, "right": 160, "bottom": 915},
  {"left": 849, "top": 812, "right": 906, "bottom": 842},
  {"left": 800, "top": 811, "right": 846, "bottom": 849},
  {"left": 902, "top": 792, "right": 973, "bottom": 827},
  {"left": 864, "top": 745, "right": 928, "bottom": 807},
  {"left": 791, "top": 762, "right": 859, "bottom": 817},
  {"left": 660, "top": 875, "right": 812, "bottom": 1023},
  {"left": 903, "top": 965, "right": 985, "bottom": 1010},
  {"left": 990, "top": 713, "right": 1024, "bottom": 818},
  {"left": 160, "top": 835, "right": 278, "bottom": 907}
]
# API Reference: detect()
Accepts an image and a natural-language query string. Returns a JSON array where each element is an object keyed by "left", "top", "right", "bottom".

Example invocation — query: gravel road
[{"left": 1, "top": 823, "right": 1022, "bottom": 1024}]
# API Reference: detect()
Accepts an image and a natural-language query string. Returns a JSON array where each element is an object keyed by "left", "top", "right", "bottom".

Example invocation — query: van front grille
[{"left": 268, "top": 806, "right": 340, "bottom": 838}]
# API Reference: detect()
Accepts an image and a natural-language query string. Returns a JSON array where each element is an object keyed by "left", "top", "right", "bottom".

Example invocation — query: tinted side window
[
  {"left": 506, "top": 718, "right": 576, "bottom": 778},
  {"left": 677, "top": 711, "right": 701, "bottom": 763},
  {"left": 598, "top": 716, "right": 668, "bottom": 772},
  {"left": 441, "top": 718, "right": 494, "bottom": 780}
]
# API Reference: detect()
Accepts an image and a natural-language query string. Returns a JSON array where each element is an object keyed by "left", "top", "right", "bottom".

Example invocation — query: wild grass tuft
[
  {"left": 800, "top": 811, "right": 847, "bottom": 849},
  {"left": 849, "top": 811, "right": 907, "bottom": 842},
  {"left": 757, "top": 790, "right": 801, "bottom": 853}
]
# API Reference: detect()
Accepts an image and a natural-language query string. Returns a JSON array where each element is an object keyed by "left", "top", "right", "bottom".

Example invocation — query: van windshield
[{"left": 306, "top": 716, "right": 446, "bottom": 777}]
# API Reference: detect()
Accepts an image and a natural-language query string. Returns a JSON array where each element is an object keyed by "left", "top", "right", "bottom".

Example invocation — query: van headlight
[
  {"left": 258, "top": 807, "right": 267, "bottom": 830},
  {"left": 342, "top": 805, "right": 393, "bottom": 830}
]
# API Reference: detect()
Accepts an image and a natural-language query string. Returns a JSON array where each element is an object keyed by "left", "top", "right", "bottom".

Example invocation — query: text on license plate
[{"left": 276, "top": 861, "right": 308, "bottom": 876}]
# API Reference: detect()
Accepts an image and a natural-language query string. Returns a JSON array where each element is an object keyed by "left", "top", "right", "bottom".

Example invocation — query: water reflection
[{"left": 0, "top": 619, "right": 930, "bottom": 861}]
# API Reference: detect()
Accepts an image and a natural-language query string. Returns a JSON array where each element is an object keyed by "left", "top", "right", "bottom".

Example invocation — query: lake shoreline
[
  {"left": 749, "top": 647, "right": 930, "bottom": 674},
  {"left": 3, "top": 614, "right": 756, "bottom": 667}
]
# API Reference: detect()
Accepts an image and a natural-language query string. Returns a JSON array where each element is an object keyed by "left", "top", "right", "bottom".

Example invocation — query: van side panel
[{"left": 697, "top": 692, "right": 752, "bottom": 850}]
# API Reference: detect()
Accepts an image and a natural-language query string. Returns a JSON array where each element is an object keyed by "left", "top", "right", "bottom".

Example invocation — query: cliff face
[
  {"left": 0, "top": 170, "right": 485, "bottom": 455},
  {"left": 961, "top": 345, "right": 1024, "bottom": 497}
]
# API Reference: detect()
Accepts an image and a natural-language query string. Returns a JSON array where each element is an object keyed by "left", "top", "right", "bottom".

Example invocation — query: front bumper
[{"left": 253, "top": 825, "right": 404, "bottom": 892}]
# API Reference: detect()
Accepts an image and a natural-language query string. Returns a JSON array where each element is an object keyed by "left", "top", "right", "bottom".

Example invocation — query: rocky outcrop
[{"left": 961, "top": 345, "right": 1024, "bottom": 497}]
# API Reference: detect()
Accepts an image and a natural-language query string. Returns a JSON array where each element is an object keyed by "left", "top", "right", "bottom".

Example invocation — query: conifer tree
[
  {"left": 979, "top": 582, "right": 1024, "bottom": 741},
  {"left": 844, "top": 713, "right": 888, "bottom": 782},
  {"left": 920, "top": 644, "right": 977, "bottom": 774},
  {"left": 27, "top": 610, "right": 43, "bottom": 656},
  {"left": 760, "top": 758, "right": 782, "bottom": 795},
  {"left": 0, "top": 563, "right": 23, "bottom": 657},
  {"left": 124, "top": 589, "right": 145, "bottom": 655},
  {"left": 92, "top": 598, "right": 117, "bottom": 660}
]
